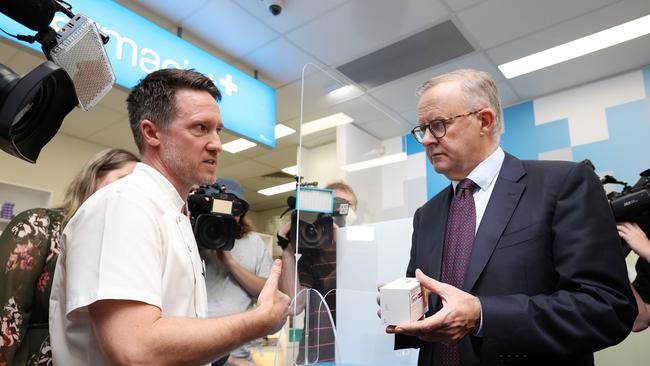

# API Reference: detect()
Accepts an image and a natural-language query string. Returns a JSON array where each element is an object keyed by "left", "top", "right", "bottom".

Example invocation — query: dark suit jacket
[{"left": 395, "top": 153, "right": 636, "bottom": 365}]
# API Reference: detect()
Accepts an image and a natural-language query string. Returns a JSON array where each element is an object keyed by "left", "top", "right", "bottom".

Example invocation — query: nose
[
  {"left": 420, "top": 128, "right": 438, "bottom": 146},
  {"left": 207, "top": 130, "right": 222, "bottom": 153}
]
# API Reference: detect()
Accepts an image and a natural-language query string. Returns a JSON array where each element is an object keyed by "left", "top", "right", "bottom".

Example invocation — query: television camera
[{"left": 187, "top": 183, "right": 249, "bottom": 251}]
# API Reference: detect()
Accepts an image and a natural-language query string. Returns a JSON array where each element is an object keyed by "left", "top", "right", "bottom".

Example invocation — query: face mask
[{"left": 345, "top": 208, "right": 357, "bottom": 226}]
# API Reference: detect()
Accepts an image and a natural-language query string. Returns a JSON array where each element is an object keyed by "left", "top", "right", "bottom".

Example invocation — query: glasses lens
[{"left": 431, "top": 122, "right": 445, "bottom": 138}]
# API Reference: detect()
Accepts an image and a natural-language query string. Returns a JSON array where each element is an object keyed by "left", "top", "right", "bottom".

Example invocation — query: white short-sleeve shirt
[{"left": 49, "top": 163, "right": 208, "bottom": 366}]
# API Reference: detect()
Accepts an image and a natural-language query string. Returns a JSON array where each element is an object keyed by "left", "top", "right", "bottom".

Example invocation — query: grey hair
[{"left": 416, "top": 69, "right": 504, "bottom": 141}]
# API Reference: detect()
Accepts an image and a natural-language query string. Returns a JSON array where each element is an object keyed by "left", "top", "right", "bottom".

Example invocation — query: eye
[
  {"left": 194, "top": 123, "right": 207, "bottom": 133},
  {"left": 216, "top": 127, "right": 223, "bottom": 135}
]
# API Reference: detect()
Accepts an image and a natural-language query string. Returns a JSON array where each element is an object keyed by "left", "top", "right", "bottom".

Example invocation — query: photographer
[
  {"left": 201, "top": 178, "right": 273, "bottom": 366},
  {"left": 618, "top": 221, "right": 650, "bottom": 332},
  {"left": 278, "top": 181, "right": 358, "bottom": 363}
]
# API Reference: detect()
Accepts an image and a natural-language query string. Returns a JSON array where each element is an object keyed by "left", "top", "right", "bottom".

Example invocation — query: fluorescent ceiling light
[
  {"left": 498, "top": 14, "right": 650, "bottom": 79},
  {"left": 258, "top": 182, "right": 296, "bottom": 196},
  {"left": 222, "top": 138, "right": 256, "bottom": 153},
  {"left": 301, "top": 112, "right": 353, "bottom": 136},
  {"left": 282, "top": 165, "right": 298, "bottom": 175},
  {"left": 275, "top": 124, "right": 295, "bottom": 139},
  {"left": 342, "top": 152, "right": 407, "bottom": 172},
  {"left": 328, "top": 85, "right": 353, "bottom": 97}
]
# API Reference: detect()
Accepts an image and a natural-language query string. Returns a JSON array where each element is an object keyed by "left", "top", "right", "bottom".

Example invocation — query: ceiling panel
[
  {"left": 506, "top": 36, "right": 650, "bottom": 100},
  {"left": 238, "top": 37, "right": 323, "bottom": 86},
  {"left": 457, "top": 0, "right": 618, "bottom": 49},
  {"left": 370, "top": 53, "right": 504, "bottom": 113},
  {"left": 486, "top": 0, "right": 650, "bottom": 65},
  {"left": 182, "top": 0, "right": 280, "bottom": 59},
  {"left": 5, "top": 50, "right": 46, "bottom": 76},
  {"left": 126, "top": 0, "right": 208, "bottom": 23},
  {"left": 0, "top": 39, "right": 20, "bottom": 64},
  {"left": 233, "top": 0, "right": 349, "bottom": 34},
  {"left": 253, "top": 146, "right": 298, "bottom": 170},
  {"left": 59, "top": 106, "right": 127, "bottom": 139},
  {"left": 442, "top": 0, "right": 488, "bottom": 11},
  {"left": 84, "top": 118, "right": 138, "bottom": 153},
  {"left": 286, "top": 0, "right": 449, "bottom": 66},
  {"left": 215, "top": 159, "right": 278, "bottom": 179}
]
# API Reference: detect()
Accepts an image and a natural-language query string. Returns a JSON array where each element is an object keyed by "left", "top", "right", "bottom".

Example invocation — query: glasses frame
[{"left": 411, "top": 109, "right": 484, "bottom": 143}]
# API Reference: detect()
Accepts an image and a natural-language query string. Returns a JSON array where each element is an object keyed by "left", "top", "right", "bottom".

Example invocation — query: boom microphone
[{"left": 0, "top": 0, "right": 57, "bottom": 32}]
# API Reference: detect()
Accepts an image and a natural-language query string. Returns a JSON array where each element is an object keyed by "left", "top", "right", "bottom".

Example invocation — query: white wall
[{"left": 0, "top": 133, "right": 114, "bottom": 207}]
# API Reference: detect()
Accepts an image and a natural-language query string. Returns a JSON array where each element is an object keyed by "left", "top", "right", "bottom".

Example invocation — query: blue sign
[{"left": 0, "top": 0, "right": 276, "bottom": 147}]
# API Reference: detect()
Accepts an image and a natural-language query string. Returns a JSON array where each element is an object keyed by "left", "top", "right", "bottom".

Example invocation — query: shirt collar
[
  {"left": 451, "top": 147, "right": 505, "bottom": 193},
  {"left": 134, "top": 162, "right": 186, "bottom": 212}
]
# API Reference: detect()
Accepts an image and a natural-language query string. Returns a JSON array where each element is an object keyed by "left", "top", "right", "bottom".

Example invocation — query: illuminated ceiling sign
[{"left": 0, "top": 0, "right": 276, "bottom": 147}]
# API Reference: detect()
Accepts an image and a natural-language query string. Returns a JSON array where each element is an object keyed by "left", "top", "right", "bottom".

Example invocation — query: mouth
[{"left": 203, "top": 159, "right": 217, "bottom": 167}]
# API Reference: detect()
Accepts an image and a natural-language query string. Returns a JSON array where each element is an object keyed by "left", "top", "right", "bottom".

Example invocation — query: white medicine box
[{"left": 380, "top": 277, "right": 426, "bottom": 326}]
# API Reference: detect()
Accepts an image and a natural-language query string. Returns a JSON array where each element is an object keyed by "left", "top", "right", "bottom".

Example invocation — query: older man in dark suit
[{"left": 384, "top": 69, "right": 636, "bottom": 365}]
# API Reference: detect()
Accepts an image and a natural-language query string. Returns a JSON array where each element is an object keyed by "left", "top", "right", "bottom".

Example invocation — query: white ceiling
[{"left": 2, "top": 0, "right": 650, "bottom": 211}]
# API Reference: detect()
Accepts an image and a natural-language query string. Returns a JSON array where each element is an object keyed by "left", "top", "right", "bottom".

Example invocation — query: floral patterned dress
[{"left": 0, "top": 208, "right": 64, "bottom": 366}]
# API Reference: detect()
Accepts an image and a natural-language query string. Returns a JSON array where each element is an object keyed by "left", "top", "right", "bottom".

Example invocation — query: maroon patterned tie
[{"left": 434, "top": 178, "right": 477, "bottom": 366}]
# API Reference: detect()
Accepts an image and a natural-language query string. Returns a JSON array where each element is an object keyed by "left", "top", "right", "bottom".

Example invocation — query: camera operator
[
  {"left": 618, "top": 221, "right": 650, "bottom": 332},
  {"left": 201, "top": 178, "right": 273, "bottom": 366},
  {"left": 277, "top": 181, "right": 358, "bottom": 363}
]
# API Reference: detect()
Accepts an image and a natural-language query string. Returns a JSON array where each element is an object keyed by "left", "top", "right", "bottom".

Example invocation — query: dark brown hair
[
  {"left": 126, "top": 68, "right": 221, "bottom": 153},
  {"left": 236, "top": 214, "right": 255, "bottom": 239}
]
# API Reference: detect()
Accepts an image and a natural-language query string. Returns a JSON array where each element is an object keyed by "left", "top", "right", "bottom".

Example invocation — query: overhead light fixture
[
  {"left": 281, "top": 165, "right": 298, "bottom": 175},
  {"left": 301, "top": 112, "right": 354, "bottom": 136},
  {"left": 499, "top": 14, "right": 650, "bottom": 79},
  {"left": 275, "top": 123, "right": 295, "bottom": 139},
  {"left": 342, "top": 152, "right": 407, "bottom": 172},
  {"left": 258, "top": 182, "right": 296, "bottom": 196},
  {"left": 328, "top": 85, "right": 353, "bottom": 97},
  {"left": 222, "top": 138, "right": 256, "bottom": 153}
]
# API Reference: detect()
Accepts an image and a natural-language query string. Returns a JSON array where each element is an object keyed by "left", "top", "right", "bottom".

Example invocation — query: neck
[{"left": 141, "top": 153, "right": 190, "bottom": 200}]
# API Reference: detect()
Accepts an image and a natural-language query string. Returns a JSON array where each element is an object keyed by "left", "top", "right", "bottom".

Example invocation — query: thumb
[
  {"left": 415, "top": 268, "right": 446, "bottom": 297},
  {"left": 262, "top": 259, "right": 282, "bottom": 293}
]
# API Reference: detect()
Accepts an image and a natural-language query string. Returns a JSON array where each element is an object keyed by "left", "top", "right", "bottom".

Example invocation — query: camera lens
[
  {"left": 194, "top": 214, "right": 236, "bottom": 250},
  {"left": 299, "top": 222, "right": 322, "bottom": 248}
]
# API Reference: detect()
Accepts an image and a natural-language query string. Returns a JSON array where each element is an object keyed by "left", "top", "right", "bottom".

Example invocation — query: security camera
[{"left": 261, "top": 0, "right": 283, "bottom": 16}]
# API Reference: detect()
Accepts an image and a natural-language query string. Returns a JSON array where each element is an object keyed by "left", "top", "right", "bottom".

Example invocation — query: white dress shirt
[
  {"left": 49, "top": 162, "right": 208, "bottom": 366},
  {"left": 450, "top": 147, "right": 505, "bottom": 335}
]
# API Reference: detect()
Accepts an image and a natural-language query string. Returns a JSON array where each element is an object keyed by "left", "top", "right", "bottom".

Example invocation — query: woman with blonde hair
[{"left": 0, "top": 148, "right": 139, "bottom": 365}]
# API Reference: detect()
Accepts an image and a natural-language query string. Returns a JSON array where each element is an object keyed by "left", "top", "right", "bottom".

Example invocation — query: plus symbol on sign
[{"left": 219, "top": 74, "right": 239, "bottom": 96}]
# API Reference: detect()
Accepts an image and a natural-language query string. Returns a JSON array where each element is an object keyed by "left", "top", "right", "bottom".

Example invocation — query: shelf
[{"left": 0, "top": 181, "right": 52, "bottom": 232}]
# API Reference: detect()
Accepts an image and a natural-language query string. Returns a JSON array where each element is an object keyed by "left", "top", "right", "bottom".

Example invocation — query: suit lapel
[
  {"left": 425, "top": 187, "right": 453, "bottom": 281},
  {"left": 463, "top": 154, "right": 526, "bottom": 292}
]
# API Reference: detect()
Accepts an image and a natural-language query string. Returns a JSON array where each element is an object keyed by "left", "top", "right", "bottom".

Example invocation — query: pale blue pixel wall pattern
[{"left": 422, "top": 66, "right": 650, "bottom": 198}]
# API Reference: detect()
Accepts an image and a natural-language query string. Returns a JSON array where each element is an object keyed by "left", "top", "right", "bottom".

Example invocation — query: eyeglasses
[{"left": 410, "top": 109, "right": 483, "bottom": 143}]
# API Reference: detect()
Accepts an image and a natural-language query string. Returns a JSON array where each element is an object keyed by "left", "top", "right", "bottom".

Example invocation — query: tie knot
[{"left": 458, "top": 178, "right": 476, "bottom": 192}]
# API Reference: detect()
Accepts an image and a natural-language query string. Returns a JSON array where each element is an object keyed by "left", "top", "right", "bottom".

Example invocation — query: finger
[
  {"left": 376, "top": 282, "right": 386, "bottom": 306},
  {"left": 415, "top": 269, "right": 446, "bottom": 296},
  {"left": 394, "top": 316, "right": 442, "bottom": 336},
  {"left": 263, "top": 259, "right": 283, "bottom": 291},
  {"left": 385, "top": 325, "right": 396, "bottom": 334},
  {"left": 377, "top": 309, "right": 382, "bottom": 319}
]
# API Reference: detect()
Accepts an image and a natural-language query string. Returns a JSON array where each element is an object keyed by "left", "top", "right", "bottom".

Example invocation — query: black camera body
[
  {"left": 287, "top": 196, "right": 350, "bottom": 254},
  {"left": 187, "top": 184, "right": 248, "bottom": 251},
  {"left": 605, "top": 169, "right": 650, "bottom": 223}
]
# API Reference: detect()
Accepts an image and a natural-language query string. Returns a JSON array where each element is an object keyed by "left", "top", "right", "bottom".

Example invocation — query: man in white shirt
[{"left": 49, "top": 68, "right": 290, "bottom": 365}]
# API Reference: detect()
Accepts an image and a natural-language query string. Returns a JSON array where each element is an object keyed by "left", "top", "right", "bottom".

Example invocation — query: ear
[
  {"left": 477, "top": 108, "right": 496, "bottom": 136},
  {"left": 140, "top": 119, "right": 161, "bottom": 148}
]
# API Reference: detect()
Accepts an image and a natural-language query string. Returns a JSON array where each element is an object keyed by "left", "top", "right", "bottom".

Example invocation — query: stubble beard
[{"left": 161, "top": 140, "right": 213, "bottom": 188}]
